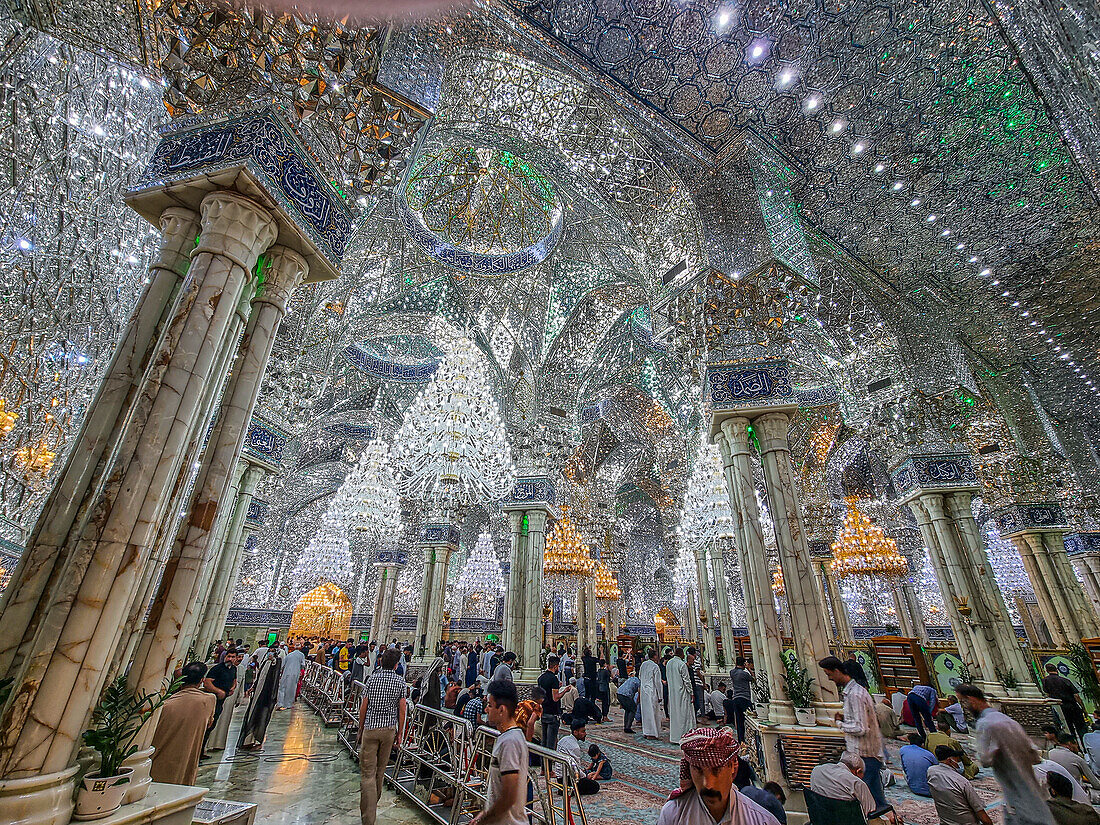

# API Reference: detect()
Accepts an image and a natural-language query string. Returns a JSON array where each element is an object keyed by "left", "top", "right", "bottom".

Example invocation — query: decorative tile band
[
  {"left": 244, "top": 497, "right": 268, "bottom": 528},
  {"left": 376, "top": 550, "right": 409, "bottom": 566},
  {"left": 705, "top": 359, "right": 795, "bottom": 410},
  {"left": 243, "top": 417, "right": 291, "bottom": 467},
  {"left": 342, "top": 343, "right": 440, "bottom": 382},
  {"left": 133, "top": 107, "right": 353, "bottom": 269},
  {"left": 420, "top": 523, "right": 461, "bottom": 546},
  {"left": 990, "top": 502, "right": 1068, "bottom": 535},
  {"left": 501, "top": 477, "right": 556, "bottom": 507},
  {"left": 891, "top": 452, "right": 979, "bottom": 496},
  {"left": 808, "top": 539, "right": 832, "bottom": 558},
  {"left": 1065, "top": 532, "right": 1100, "bottom": 556}
]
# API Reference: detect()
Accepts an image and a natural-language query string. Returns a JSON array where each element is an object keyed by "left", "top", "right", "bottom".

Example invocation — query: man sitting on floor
[
  {"left": 809, "top": 752, "right": 896, "bottom": 823},
  {"left": 900, "top": 732, "right": 938, "bottom": 797},
  {"left": 1047, "top": 770, "right": 1100, "bottom": 825},
  {"left": 556, "top": 720, "right": 602, "bottom": 795},
  {"left": 926, "top": 719, "right": 979, "bottom": 779},
  {"left": 927, "top": 745, "right": 992, "bottom": 825}
]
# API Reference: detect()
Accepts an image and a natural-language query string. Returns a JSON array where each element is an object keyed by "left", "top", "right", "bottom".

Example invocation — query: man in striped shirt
[
  {"left": 358, "top": 648, "right": 408, "bottom": 825},
  {"left": 820, "top": 655, "right": 888, "bottom": 809}
]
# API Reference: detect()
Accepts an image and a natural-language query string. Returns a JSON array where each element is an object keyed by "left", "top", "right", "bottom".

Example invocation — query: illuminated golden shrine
[{"left": 288, "top": 582, "right": 352, "bottom": 640}]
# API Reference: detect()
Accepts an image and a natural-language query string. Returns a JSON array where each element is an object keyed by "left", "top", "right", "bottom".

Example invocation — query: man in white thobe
[
  {"left": 639, "top": 648, "right": 664, "bottom": 740},
  {"left": 666, "top": 647, "right": 695, "bottom": 745},
  {"left": 277, "top": 645, "right": 306, "bottom": 709}
]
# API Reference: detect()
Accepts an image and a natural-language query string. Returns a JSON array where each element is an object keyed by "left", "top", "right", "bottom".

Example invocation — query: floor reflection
[{"left": 197, "top": 703, "right": 426, "bottom": 825}]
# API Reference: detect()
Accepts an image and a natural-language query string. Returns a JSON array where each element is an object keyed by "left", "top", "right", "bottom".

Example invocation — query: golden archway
[{"left": 289, "top": 582, "right": 353, "bottom": 640}]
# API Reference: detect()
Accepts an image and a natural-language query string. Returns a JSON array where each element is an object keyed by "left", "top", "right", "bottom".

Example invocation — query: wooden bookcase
[{"left": 871, "top": 636, "right": 930, "bottom": 697}]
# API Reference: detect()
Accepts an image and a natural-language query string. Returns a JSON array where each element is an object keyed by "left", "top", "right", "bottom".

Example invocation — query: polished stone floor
[{"left": 197, "top": 704, "right": 423, "bottom": 825}]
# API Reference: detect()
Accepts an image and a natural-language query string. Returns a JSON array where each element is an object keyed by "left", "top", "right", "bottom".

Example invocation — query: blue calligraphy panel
[
  {"left": 990, "top": 502, "right": 1067, "bottom": 535},
  {"left": 376, "top": 550, "right": 409, "bottom": 566},
  {"left": 245, "top": 498, "right": 269, "bottom": 528},
  {"left": 502, "top": 477, "right": 556, "bottom": 507},
  {"left": 133, "top": 108, "right": 353, "bottom": 269},
  {"left": 1065, "top": 532, "right": 1100, "bottom": 556},
  {"left": 705, "top": 360, "right": 795, "bottom": 410},
  {"left": 224, "top": 608, "right": 293, "bottom": 626},
  {"left": 890, "top": 453, "right": 979, "bottom": 495},
  {"left": 342, "top": 344, "right": 440, "bottom": 382},
  {"left": 243, "top": 419, "right": 290, "bottom": 466},
  {"left": 420, "top": 523, "right": 460, "bottom": 547}
]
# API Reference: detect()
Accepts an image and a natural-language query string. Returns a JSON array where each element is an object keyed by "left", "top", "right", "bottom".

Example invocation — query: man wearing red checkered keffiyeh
[{"left": 657, "top": 728, "right": 781, "bottom": 825}]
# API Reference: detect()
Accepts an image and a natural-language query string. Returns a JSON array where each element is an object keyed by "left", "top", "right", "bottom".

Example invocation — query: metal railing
[
  {"left": 338, "top": 679, "right": 365, "bottom": 753},
  {"left": 384, "top": 703, "right": 589, "bottom": 825}
]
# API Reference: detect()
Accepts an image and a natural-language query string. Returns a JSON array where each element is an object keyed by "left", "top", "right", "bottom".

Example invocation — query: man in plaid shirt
[{"left": 358, "top": 648, "right": 408, "bottom": 825}]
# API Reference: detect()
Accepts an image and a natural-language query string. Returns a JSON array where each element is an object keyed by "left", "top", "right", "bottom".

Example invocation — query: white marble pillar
[
  {"left": 909, "top": 492, "right": 1038, "bottom": 697},
  {"left": 1011, "top": 530, "right": 1100, "bottom": 645},
  {"left": 709, "top": 543, "right": 737, "bottom": 666},
  {"left": 754, "top": 412, "right": 838, "bottom": 705},
  {"left": 524, "top": 511, "right": 548, "bottom": 670},
  {"left": 820, "top": 561, "right": 853, "bottom": 642},
  {"left": 0, "top": 192, "right": 277, "bottom": 779},
  {"left": 0, "top": 207, "right": 199, "bottom": 679},
  {"left": 503, "top": 511, "right": 526, "bottom": 658},
  {"left": 900, "top": 579, "right": 928, "bottom": 643},
  {"left": 1073, "top": 554, "right": 1100, "bottom": 618},
  {"left": 716, "top": 420, "right": 789, "bottom": 722},
  {"left": 693, "top": 546, "right": 719, "bottom": 666},
  {"left": 192, "top": 464, "right": 265, "bottom": 658},
  {"left": 129, "top": 245, "right": 304, "bottom": 706},
  {"left": 372, "top": 565, "right": 401, "bottom": 643},
  {"left": 415, "top": 536, "right": 454, "bottom": 658}
]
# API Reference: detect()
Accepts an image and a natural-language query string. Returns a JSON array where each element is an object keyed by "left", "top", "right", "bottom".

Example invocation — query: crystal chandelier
[
  {"left": 672, "top": 544, "right": 697, "bottom": 608},
  {"left": 457, "top": 532, "right": 505, "bottom": 597},
  {"left": 681, "top": 439, "right": 738, "bottom": 549},
  {"left": 293, "top": 508, "right": 355, "bottom": 588},
  {"left": 0, "top": 398, "right": 18, "bottom": 436},
  {"left": 543, "top": 515, "right": 594, "bottom": 601},
  {"left": 830, "top": 497, "right": 909, "bottom": 581},
  {"left": 391, "top": 333, "right": 515, "bottom": 509},
  {"left": 342, "top": 436, "right": 402, "bottom": 557},
  {"left": 593, "top": 561, "right": 622, "bottom": 601}
]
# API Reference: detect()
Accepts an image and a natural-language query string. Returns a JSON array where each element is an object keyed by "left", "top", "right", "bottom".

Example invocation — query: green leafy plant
[
  {"left": 781, "top": 656, "right": 817, "bottom": 709},
  {"left": 995, "top": 666, "right": 1019, "bottom": 691},
  {"left": 716, "top": 650, "right": 726, "bottom": 669},
  {"left": 955, "top": 661, "right": 975, "bottom": 686},
  {"left": 82, "top": 676, "right": 177, "bottom": 779},
  {"left": 1066, "top": 644, "right": 1100, "bottom": 707}
]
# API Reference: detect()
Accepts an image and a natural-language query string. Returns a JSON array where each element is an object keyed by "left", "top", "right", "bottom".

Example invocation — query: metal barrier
[
  {"left": 385, "top": 703, "right": 588, "bottom": 825},
  {"left": 302, "top": 661, "right": 326, "bottom": 710},
  {"left": 338, "top": 679, "right": 365, "bottom": 754},
  {"left": 318, "top": 668, "right": 346, "bottom": 726}
]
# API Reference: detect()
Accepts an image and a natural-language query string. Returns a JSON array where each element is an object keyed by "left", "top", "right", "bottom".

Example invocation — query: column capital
[
  {"left": 507, "top": 511, "right": 525, "bottom": 532},
  {"left": 718, "top": 416, "right": 752, "bottom": 448},
  {"left": 197, "top": 191, "right": 277, "bottom": 273},
  {"left": 156, "top": 206, "right": 200, "bottom": 276},
  {"left": 254, "top": 245, "right": 308, "bottom": 313},
  {"left": 753, "top": 411, "right": 792, "bottom": 452},
  {"left": 527, "top": 510, "right": 548, "bottom": 532}
]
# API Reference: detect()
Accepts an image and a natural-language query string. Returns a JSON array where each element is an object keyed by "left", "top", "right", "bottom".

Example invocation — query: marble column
[
  {"left": 1007, "top": 525, "right": 1100, "bottom": 646},
  {"left": 371, "top": 564, "right": 401, "bottom": 643},
  {"left": 192, "top": 463, "right": 265, "bottom": 658},
  {"left": 0, "top": 191, "right": 277, "bottom": 779},
  {"left": 907, "top": 491, "right": 1037, "bottom": 696},
  {"left": 130, "top": 245, "right": 304, "bottom": 704},
  {"left": 709, "top": 542, "right": 737, "bottom": 666},
  {"left": 716, "top": 420, "right": 789, "bottom": 722},
  {"left": 0, "top": 207, "right": 199, "bottom": 680},
  {"left": 900, "top": 580, "right": 928, "bottom": 643},
  {"left": 1070, "top": 547, "right": 1100, "bottom": 619},
  {"left": 693, "top": 545, "right": 719, "bottom": 666},
  {"left": 754, "top": 412, "right": 838, "bottom": 705},
  {"left": 502, "top": 511, "right": 526, "bottom": 659},
  {"left": 524, "top": 511, "right": 548, "bottom": 669},
  {"left": 414, "top": 526, "right": 456, "bottom": 658},
  {"left": 577, "top": 576, "right": 598, "bottom": 652},
  {"left": 819, "top": 559, "right": 853, "bottom": 642}
]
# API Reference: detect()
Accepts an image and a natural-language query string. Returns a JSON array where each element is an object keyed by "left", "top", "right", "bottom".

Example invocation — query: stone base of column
[
  {"left": 747, "top": 717, "right": 846, "bottom": 825},
  {"left": 996, "top": 696, "right": 1061, "bottom": 738},
  {"left": 120, "top": 748, "right": 155, "bottom": 803},
  {"left": 0, "top": 765, "right": 79, "bottom": 825}
]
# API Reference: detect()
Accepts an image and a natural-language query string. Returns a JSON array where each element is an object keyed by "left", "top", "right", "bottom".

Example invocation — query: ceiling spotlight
[
  {"left": 851, "top": 141, "right": 865, "bottom": 154},
  {"left": 747, "top": 38, "right": 770, "bottom": 63},
  {"left": 926, "top": 214, "right": 937, "bottom": 222},
  {"left": 829, "top": 118, "right": 847, "bottom": 134},
  {"left": 892, "top": 181, "right": 905, "bottom": 191},
  {"left": 777, "top": 67, "right": 797, "bottom": 87},
  {"left": 804, "top": 94, "right": 821, "bottom": 111},
  {"left": 910, "top": 198, "right": 921, "bottom": 206},
  {"left": 874, "top": 163, "right": 885, "bottom": 173}
]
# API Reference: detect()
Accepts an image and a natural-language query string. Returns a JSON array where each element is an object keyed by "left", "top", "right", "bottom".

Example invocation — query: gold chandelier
[
  {"left": 593, "top": 561, "right": 622, "bottom": 601},
  {"left": 544, "top": 516, "right": 595, "bottom": 578},
  {"left": 771, "top": 565, "right": 785, "bottom": 597},
  {"left": 830, "top": 497, "right": 909, "bottom": 581}
]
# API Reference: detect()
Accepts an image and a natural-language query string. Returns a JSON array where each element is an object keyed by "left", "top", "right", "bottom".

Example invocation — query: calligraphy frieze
[
  {"left": 133, "top": 108, "right": 353, "bottom": 270},
  {"left": 244, "top": 497, "right": 269, "bottom": 528},
  {"left": 989, "top": 502, "right": 1068, "bottom": 536},
  {"left": 705, "top": 359, "right": 795, "bottom": 410},
  {"left": 376, "top": 550, "right": 409, "bottom": 566},
  {"left": 420, "top": 523, "right": 460, "bottom": 547},
  {"left": 343, "top": 344, "right": 440, "bottom": 382},
  {"left": 1065, "top": 532, "right": 1100, "bottom": 556},
  {"left": 891, "top": 452, "right": 979, "bottom": 496},
  {"left": 243, "top": 419, "right": 290, "bottom": 466},
  {"left": 501, "top": 477, "right": 556, "bottom": 507}
]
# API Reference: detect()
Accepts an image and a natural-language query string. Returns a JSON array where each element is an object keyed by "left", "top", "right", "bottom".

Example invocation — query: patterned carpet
[{"left": 579, "top": 706, "right": 1013, "bottom": 825}]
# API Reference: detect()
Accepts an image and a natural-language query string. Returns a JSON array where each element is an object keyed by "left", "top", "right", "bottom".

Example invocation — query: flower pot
[
  {"left": 0, "top": 765, "right": 79, "bottom": 825},
  {"left": 754, "top": 703, "right": 770, "bottom": 724},
  {"left": 794, "top": 707, "right": 817, "bottom": 727},
  {"left": 73, "top": 768, "right": 132, "bottom": 821},
  {"left": 121, "top": 748, "right": 154, "bottom": 803}
]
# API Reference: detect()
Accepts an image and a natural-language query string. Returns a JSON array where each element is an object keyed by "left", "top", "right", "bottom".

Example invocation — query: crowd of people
[{"left": 139, "top": 633, "right": 1100, "bottom": 825}]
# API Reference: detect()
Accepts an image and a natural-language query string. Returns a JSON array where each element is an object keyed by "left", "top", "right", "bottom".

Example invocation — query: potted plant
[
  {"left": 782, "top": 656, "right": 818, "bottom": 727},
  {"left": 74, "top": 676, "right": 174, "bottom": 820},
  {"left": 752, "top": 667, "right": 771, "bottom": 724}
]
